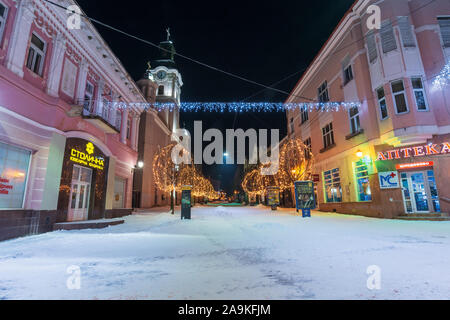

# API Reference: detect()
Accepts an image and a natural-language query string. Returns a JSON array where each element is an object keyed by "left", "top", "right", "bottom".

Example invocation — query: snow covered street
[{"left": 0, "top": 206, "right": 449, "bottom": 300}]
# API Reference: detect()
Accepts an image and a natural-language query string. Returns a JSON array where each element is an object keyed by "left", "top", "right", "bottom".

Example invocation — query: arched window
[{"left": 158, "top": 85, "right": 165, "bottom": 96}]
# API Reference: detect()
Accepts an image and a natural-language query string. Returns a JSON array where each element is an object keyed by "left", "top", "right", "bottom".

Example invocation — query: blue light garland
[
  {"left": 433, "top": 61, "right": 450, "bottom": 90},
  {"left": 109, "top": 101, "right": 361, "bottom": 113}
]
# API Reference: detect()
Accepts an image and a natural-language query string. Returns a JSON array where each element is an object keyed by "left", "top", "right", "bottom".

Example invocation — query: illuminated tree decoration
[
  {"left": 152, "top": 143, "right": 179, "bottom": 193},
  {"left": 241, "top": 169, "right": 264, "bottom": 196},
  {"left": 260, "top": 163, "right": 278, "bottom": 189},
  {"left": 176, "top": 165, "right": 198, "bottom": 190},
  {"left": 241, "top": 138, "right": 314, "bottom": 197},
  {"left": 154, "top": 147, "right": 217, "bottom": 204},
  {"left": 276, "top": 138, "right": 315, "bottom": 190}
]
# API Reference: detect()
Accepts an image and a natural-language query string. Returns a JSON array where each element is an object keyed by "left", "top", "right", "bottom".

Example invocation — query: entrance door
[
  {"left": 68, "top": 165, "right": 92, "bottom": 221},
  {"left": 400, "top": 170, "right": 441, "bottom": 214}
]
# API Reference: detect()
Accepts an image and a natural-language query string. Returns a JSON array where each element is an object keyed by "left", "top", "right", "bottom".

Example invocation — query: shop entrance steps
[
  {"left": 53, "top": 218, "right": 125, "bottom": 231},
  {"left": 394, "top": 213, "right": 450, "bottom": 221}
]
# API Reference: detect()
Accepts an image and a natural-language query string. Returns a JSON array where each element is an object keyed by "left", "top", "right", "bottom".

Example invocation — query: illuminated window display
[
  {"left": 354, "top": 160, "right": 372, "bottom": 202},
  {"left": 323, "top": 168, "right": 342, "bottom": 203},
  {"left": 0, "top": 142, "right": 31, "bottom": 209}
]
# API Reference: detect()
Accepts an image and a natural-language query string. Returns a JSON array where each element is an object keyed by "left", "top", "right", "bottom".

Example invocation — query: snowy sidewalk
[{"left": 0, "top": 206, "right": 449, "bottom": 300}]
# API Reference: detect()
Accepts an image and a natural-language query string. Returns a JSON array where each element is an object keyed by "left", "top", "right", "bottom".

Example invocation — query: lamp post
[
  {"left": 132, "top": 160, "right": 144, "bottom": 210},
  {"left": 171, "top": 164, "right": 180, "bottom": 215}
]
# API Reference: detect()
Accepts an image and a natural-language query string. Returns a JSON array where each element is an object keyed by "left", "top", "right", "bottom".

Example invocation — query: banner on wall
[{"left": 378, "top": 171, "right": 400, "bottom": 189}]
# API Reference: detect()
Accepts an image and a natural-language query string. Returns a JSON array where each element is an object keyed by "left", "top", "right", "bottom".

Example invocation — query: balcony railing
[{"left": 79, "top": 99, "right": 122, "bottom": 134}]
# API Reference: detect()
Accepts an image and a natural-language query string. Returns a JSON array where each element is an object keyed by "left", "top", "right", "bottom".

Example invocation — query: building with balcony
[
  {"left": 0, "top": 0, "right": 147, "bottom": 240},
  {"left": 286, "top": 0, "right": 450, "bottom": 218}
]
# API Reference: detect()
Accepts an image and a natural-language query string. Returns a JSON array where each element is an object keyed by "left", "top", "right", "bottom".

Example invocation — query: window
[
  {"left": 366, "top": 30, "right": 378, "bottom": 63},
  {"left": 349, "top": 106, "right": 361, "bottom": 134},
  {"left": 322, "top": 123, "right": 335, "bottom": 149},
  {"left": 102, "top": 99, "right": 109, "bottom": 120},
  {"left": 83, "top": 82, "right": 94, "bottom": 111},
  {"left": 301, "top": 106, "right": 308, "bottom": 124},
  {"left": 380, "top": 20, "right": 397, "bottom": 53},
  {"left": 427, "top": 170, "right": 441, "bottom": 213},
  {"left": 0, "top": 142, "right": 31, "bottom": 209},
  {"left": 398, "top": 16, "right": 416, "bottom": 47},
  {"left": 411, "top": 77, "right": 428, "bottom": 111},
  {"left": 376, "top": 87, "right": 389, "bottom": 120},
  {"left": 0, "top": 3, "right": 8, "bottom": 43},
  {"left": 342, "top": 56, "right": 354, "bottom": 85},
  {"left": 289, "top": 118, "right": 294, "bottom": 134},
  {"left": 115, "top": 110, "right": 122, "bottom": 130},
  {"left": 354, "top": 160, "right": 371, "bottom": 202},
  {"left": 26, "top": 34, "right": 46, "bottom": 76},
  {"left": 343, "top": 64, "right": 354, "bottom": 85},
  {"left": 61, "top": 59, "right": 77, "bottom": 98},
  {"left": 158, "top": 85, "right": 165, "bottom": 96},
  {"left": 126, "top": 118, "right": 131, "bottom": 139},
  {"left": 391, "top": 80, "right": 409, "bottom": 114},
  {"left": 323, "top": 168, "right": 342, "bottom": 203},
  {"left": 437, "top": 17, "right": 450, "bottom": 48},
  {"left": 318, "top": 81, "right": 329, "bottom": 103},
  {"left": 304, "top": 138, "right": 312, "bottom": 159}
]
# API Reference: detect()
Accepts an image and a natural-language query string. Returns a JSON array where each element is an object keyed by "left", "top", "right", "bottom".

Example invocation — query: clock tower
[
  {"left": 134, "top": 30, "right": 184, "bottom": 209},
  {"left": 149, "top": 29, "right": 183, "bottom": 132}
]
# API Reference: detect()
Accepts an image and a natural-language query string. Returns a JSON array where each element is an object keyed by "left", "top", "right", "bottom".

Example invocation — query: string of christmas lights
[
  {"left": 105, "top": 101, "right": 361, "bottom": 113},
  {"left": 432, "top": 61, "right": 450, "bottom": 90}
]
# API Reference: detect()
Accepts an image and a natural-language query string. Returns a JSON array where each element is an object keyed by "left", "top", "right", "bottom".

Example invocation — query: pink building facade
[
  {"left": 287, "top": 0, "right": 450, "bottom": 218},
  {"left": 0, "top": 0, "right": 147, "bottom": 240}
]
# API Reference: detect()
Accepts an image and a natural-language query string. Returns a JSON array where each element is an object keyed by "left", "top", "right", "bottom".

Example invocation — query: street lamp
[
  {"left": 171, "top": 164, "right": 180, "bottom": 215},
  {"left": 356, "top": 150, "right": 363, "bottom": 158},
  {"left": 132, "top": 161, "right": 145, "bottom": 210}
]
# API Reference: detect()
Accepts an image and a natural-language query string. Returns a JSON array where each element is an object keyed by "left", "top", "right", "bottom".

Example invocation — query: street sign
[
  {"left": 294, "top": 181, "right": 316, "bottom": 215},
  {"left": 378, "top": 171, "right": 399, "bottom": 189},
  {"left": 302, "top": 208, "right": 311, "bottom": 218},
  {"left": 181, "top": 186, "right": 192, "bottom": 220}
]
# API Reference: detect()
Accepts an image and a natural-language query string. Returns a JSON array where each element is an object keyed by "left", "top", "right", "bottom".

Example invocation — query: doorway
[
  {"left": 400, "top": 170, "right": 441, "bottom": 214},
  {"left": 68, "top": 165, "right": 93, "bottom": 221}
]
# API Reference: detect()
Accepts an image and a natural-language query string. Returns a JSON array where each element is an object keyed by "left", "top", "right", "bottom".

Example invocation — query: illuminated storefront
[
  {"left": 375, "top": 137, "right": 449, "bottom": 215},
  {"left": 57, "top": 138, "right": 109, "bottom": 222},
  {"left": 316, "top": 135, "right": 449, "bottom": 219}
]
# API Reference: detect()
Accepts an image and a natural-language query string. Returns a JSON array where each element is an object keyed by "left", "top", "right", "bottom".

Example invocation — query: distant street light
[{"left": 224, "top": 152, "right": 229, "bottom": 157}]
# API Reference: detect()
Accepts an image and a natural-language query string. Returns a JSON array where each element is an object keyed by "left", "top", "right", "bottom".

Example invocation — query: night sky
[{"left": 75, "top": 0, "right": 355, "bottom": 194}]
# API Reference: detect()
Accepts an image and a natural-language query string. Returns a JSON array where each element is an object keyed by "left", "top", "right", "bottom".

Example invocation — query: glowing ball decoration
[{"left": 242, "top": 169, "right": 265, "bottom": 196}]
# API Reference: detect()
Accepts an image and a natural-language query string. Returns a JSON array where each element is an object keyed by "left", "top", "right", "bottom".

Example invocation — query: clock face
[{"left": 157, "top": 71, "right": 167, "bottom": 80}]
